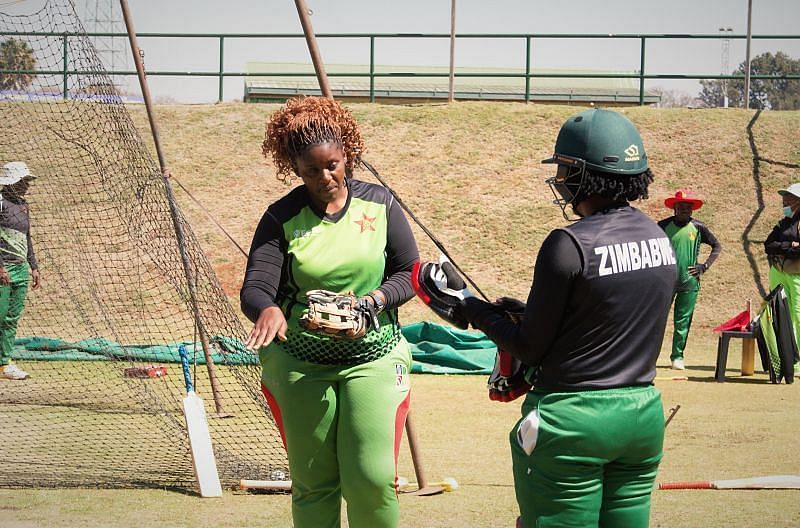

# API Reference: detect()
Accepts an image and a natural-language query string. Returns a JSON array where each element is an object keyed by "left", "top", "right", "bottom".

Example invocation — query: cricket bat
[
  {"left": 659, "top": 475, "right": 800, "bottom": 490},
  {"left": 179, "top": 345, "right": 223, "bottom": 498},
  {"left": 239, "top": 479, "right": 292, "bottom": 492}
]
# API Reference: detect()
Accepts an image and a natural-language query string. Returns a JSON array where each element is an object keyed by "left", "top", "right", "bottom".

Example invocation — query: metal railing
[{"left": 1, "top": 31, "right": 799, "bottom": 104}]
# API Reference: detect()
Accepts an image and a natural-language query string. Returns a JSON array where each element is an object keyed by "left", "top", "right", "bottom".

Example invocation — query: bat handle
[
  {"left": 658, "top": 481, "right": 712, "bottom": 490},
  {"left": 178, "top": 344, "right": 194, "bottom": 393}
]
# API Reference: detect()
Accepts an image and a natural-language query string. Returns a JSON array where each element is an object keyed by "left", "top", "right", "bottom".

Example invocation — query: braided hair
[
  {"left": 574, "top": 168, "right": 655, "bottom": 205},
  {"left": 262, "top": 96, "right": 365, "bottom": 183}
]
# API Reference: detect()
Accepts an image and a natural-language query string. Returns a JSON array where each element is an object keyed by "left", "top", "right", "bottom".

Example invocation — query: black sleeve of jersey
[
  {"left": 657, "top": 217, "right": 673, "bottom": 231},
  {"left": 240, "top": 211, "right": 285, "bottom": 323},
  {"left": 693, "top": 219, "right": 722, "bottom": 267},
  {"left": 764, "top": 217, "right": 800, "bottom": 257},
  {"left": 461, "top": 229, "right": 581, "bottom": 367},
  {"left": 379, "top": 196, "right": 419, "bottom": 310},
  {"left": 765, "top": 221, "right": 782, "bottom": 254}
]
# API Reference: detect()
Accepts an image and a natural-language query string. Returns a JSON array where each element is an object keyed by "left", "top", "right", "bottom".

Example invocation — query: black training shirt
[{"left": 464, "top": 205, "right": 678, "bottom": 391}]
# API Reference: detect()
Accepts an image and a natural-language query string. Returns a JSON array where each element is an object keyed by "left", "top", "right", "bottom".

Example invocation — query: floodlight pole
[
  {"left": 293, "top": 0, "right": 437, "bottom": 495},
  {"left": 448, "top": 0, "right": 456, "bottom": 103},
  {"left": 744, "top": 0, "right": 753, "bottom": 110},
  {"left": 120, "top": 0, "right": 229, "bottom": 417}
]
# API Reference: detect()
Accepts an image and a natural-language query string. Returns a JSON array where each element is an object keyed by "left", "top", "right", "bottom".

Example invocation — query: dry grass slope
[
  {"left": 133, "top": 102, "right": 800, "bottom": 336},
  {"left": 3, "top": 102, "right": 796, "bottom": 528}
]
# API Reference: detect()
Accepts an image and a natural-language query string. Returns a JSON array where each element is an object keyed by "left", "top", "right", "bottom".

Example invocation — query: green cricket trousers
[
  {"left": 768, "top": 266, "right": 800, "bottom": 350},
  {"left": 0, "top": 263, "right": 29, "bottom": 366},
  {"left": 260, "top": 338, "right": 411, "bottom": 528},
  {"left": 512, "top": 385, "right": 665, "bottom": 528},
  {"left": 670, "top": 288, "right": 699, "bottom": 362}
]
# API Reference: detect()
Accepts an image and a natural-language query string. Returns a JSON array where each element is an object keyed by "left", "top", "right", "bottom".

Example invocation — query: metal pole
[
  {"left": 745, "top": 0, "right": 753, "bottom": 109},
  {"left": 369, "top": 36, "right": 375, "bottom": 103},
  {"left": 638, "top": 37, "right": 646, "bottom": 106},
  {"left": 524, "top": 36, "right": 531, "bottom": 103},
  {"left": 218, "top": 36, "right": 225, "bottom": 103},
  {"left": 293, "top": 0, "right": 332, "bottom": 98},
  {"left": 448, "top": 0, "right": 456, "bottom": 103},
  {"left": 119, "top": 0, "right": 229, "bottom": 416},
  {"left": 719, "top": 27, "right": 733, "bottom": 107},
  {"left": 62, "top": 34, "right": 68, "bottom": 100}
]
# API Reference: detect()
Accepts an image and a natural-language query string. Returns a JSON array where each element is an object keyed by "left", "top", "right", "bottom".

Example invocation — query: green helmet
[
  {"left": 546, "top": 108, "right": 648, "bottom": 175},
  {"left": 542, "top": 108, "right": 648, "bottom": 220}
]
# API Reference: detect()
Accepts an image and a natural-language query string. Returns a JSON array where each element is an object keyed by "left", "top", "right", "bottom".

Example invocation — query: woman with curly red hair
[{"left": 241, "top": 96, "right": 419, "bottom": 528}]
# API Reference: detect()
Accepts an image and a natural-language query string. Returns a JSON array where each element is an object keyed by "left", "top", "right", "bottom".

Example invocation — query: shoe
[
  {"left": 671, "top": 359, "right": 685, "bottom": 370},
  {"left": 2, "top": 364, "right": 29, "bottom": 380}
]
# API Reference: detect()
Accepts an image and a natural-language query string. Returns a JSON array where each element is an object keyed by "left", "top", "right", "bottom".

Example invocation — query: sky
[{"left": 3, "top": 0, "right": 800, "bottom": 103}]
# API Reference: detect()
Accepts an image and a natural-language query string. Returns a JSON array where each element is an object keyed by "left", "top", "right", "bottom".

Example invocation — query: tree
[
  {"left": 698, "top": 52, "right": 800, "bottom": 110},
  {"left": 0, "top": 38, "right": 37, "bottom": 91},
  {"left": 651, "top": 87, "right": 700, "bottom": 108}
]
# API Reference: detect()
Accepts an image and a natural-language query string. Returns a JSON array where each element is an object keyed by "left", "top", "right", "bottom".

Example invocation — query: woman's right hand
[{"left": 246, "top": 306, "right": 288, "bottom": 351}]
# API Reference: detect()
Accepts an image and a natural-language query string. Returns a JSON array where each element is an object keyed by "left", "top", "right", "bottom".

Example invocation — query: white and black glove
[{"left": 412, "top": 255, "right": 474, "bottom": 329}]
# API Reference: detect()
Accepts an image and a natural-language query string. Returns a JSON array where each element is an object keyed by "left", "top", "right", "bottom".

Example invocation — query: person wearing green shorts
[
  {"left": 0, "top": 162, "right": 41, "bottom": 381},
  {"left": 419, "top": 109, "right": 677, "bottom": 527},
  {"left": 658, "top": 190, "right": 722, "bottom": 370},
  {"left": 765, "top": 183, "right": 800, "bottom": 363},
  {"left": 241, "top": 97, "right": 419, "bottom": 528}
]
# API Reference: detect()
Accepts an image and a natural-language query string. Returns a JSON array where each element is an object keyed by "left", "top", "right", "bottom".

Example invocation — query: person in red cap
[
  {"left": 658, "top": 190, "right": 722, "bottom": 369},
  {"left": 764, "top": 183, "right": 800, "bottom": 362}
]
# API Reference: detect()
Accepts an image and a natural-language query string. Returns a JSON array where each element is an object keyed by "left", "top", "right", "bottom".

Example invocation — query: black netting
[{"left": 0, "top": 0, "right": 288, "bottom": 490}]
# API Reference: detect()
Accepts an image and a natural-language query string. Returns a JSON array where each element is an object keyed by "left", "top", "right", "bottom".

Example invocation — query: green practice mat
[{"left": 11, "top": 322, "right": 497, "bottom": 374}]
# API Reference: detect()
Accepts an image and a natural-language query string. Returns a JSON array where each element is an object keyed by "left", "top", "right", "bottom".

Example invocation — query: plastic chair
[{"left": 714, "top": 330, "right": 756, "bottom": 382}]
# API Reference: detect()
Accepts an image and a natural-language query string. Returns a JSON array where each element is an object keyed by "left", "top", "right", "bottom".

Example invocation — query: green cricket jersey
[
  {"left": 241, "top": 177, "right": 419, "bottom": 365},
  {"left": 658, "top": 217, "right": 720, "bottom": 292}
]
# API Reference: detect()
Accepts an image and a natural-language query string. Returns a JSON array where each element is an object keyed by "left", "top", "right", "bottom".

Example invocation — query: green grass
[
  {"left": 2, "top": 101, "right": 799, "bottom": 526},
  {"left": 1, "top": 345, "right": 799, "bottom": 527}
]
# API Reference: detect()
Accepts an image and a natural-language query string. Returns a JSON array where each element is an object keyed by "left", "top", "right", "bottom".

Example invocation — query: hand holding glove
[
  {"left": 299, "top": 290, "right": 380, "bottom": 339},
  {"left": 486, "top": 297, "right": 532, "bottom": 402}
]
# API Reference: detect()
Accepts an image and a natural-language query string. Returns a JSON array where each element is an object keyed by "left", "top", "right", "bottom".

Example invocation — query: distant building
[{"left": 244, "top": 62, "right": 660, "bottom": 106}]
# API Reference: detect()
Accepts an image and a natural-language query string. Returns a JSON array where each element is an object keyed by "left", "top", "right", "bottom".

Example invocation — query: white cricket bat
[
  {"left": 659, "top": 475, "right": 800, "bottom": 490},
  {"left": 179, "top": 345, "right": 223, "bottom": 498}
]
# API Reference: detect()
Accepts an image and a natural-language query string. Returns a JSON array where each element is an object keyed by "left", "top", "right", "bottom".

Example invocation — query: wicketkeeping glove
[
  {"left": 299, "top": 289, "right": 380, "bottom": 339},
  {"left": 412, "top": 255, "right": 475, "bottom": 329},
  {"left": 486, "top": 297, "right": 532, "bottom": 403}
]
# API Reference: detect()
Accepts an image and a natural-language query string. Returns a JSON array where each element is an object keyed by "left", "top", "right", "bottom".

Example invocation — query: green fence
[{"left": 1, "top": 31, "right": 799, "bottom": 104}]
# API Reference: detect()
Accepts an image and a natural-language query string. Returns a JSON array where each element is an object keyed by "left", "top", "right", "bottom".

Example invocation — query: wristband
[{"left": 367, "top": 290, "right": 386, "bottom": 314}]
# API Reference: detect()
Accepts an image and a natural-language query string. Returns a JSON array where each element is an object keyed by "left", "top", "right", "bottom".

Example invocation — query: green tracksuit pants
[
  {"left": 768, "top": 266, "right": 800, "bottom": 351},
  {"left": 670, "top": 289, "right": 699, "bottom": 361},
  {"left": 260, "top": 338, "right": 411, "bottom": 528},
  {"left": 511, "top": 386, "right": 664, "bottom": 528},
  {"left": 0, "top": 263, "right": 29, "bottom": 366}
]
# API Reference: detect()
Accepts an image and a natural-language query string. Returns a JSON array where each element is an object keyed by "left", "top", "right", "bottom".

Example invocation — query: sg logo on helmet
[{"left": 624, "top": 144, "right": 640, "bottom": 162}]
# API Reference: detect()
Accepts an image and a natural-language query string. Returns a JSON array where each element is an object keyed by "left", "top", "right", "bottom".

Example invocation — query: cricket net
[{"left": 0, "top": 0, "right": 288, "bottom": 490}]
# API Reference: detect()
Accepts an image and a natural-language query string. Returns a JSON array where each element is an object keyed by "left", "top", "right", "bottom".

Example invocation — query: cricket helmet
[{"left": 542, "top": 108, "right": 648, "bottom": 218}]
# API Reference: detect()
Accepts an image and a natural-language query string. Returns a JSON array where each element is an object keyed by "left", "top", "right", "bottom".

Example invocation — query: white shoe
[
  {"left": 2, "top": 364, "right": 29, "bottom": 380},
  {"left": 671, "top": 359, "right": 685, "bottom": 370}
]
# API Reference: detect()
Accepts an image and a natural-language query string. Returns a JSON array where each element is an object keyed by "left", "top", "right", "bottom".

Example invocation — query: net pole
[
  {"left": 293, "top": 0, "right": 332, "bottom": 99},
  {"left": 119, "top": 0, "right": 229, "bottom": 416},
  {"left": 292, "top": 0, "right": 432, "bottom": 494}
]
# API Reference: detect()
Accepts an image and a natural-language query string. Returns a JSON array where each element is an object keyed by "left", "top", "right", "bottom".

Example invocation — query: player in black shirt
[{"left": 414, "top": 109, "right": 677, "bottom": 527}]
